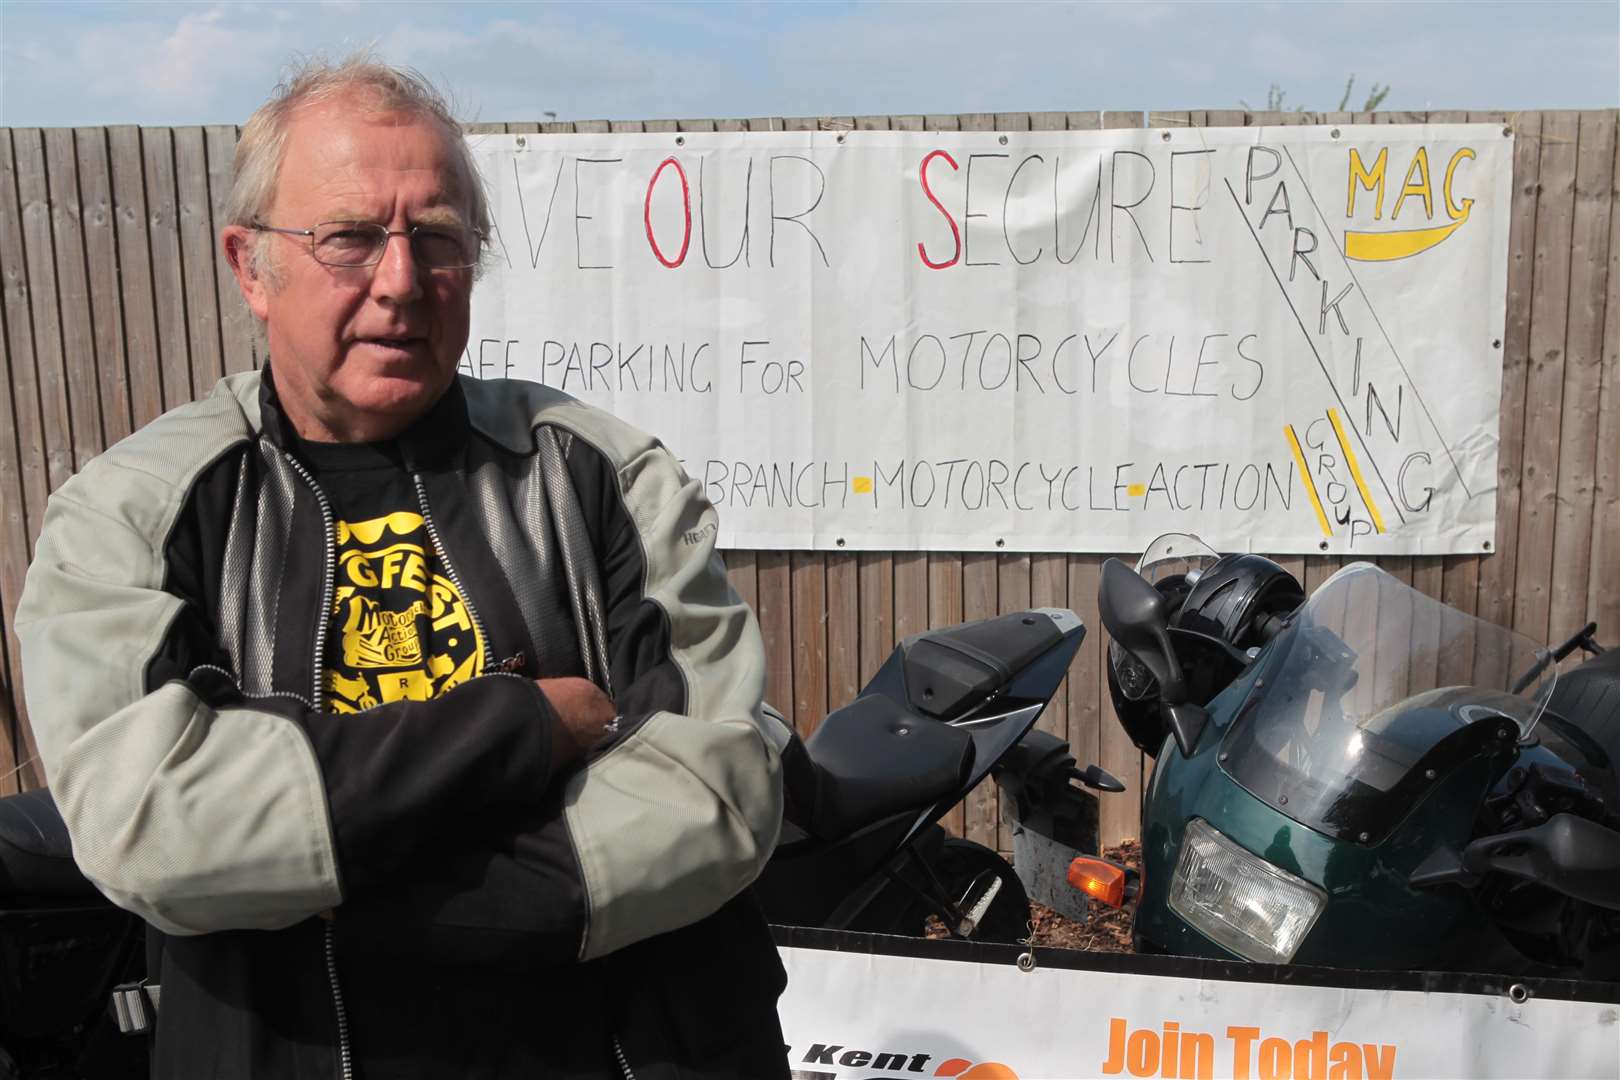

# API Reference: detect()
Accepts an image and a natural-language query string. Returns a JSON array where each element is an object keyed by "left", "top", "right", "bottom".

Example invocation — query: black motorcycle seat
[
  {"left": 1546, "top": 649, "right": 1620, "bottom": 767},
  {"left": 803, "top": 694, "right": 973, "bottom": 842},
  {"left": 0, "top": 787, "right": 101, "bottom": 900}
]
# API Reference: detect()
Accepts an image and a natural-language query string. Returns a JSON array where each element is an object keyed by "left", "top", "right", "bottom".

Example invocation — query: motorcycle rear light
[
  {"left": 1168, "top": 818, "right": 1326, "bottom": 965},
  {"left": 1067, "top": 857, "right": 1128, "bottom": 908}
]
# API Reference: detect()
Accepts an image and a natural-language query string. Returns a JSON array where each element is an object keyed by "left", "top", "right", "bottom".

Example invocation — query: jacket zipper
[
  {"left": 284, "top": 453, "right": 339, "bottom": 713},
  {"left": 410, "top": 471, "right": 495, "bottom": 672},
  {"left": 283, "top": 451, "right": 354, "bottom": 1080},
  {"left": 612, "top": 1034, "right": 637, "bottom": 1080},
  {"left": 324, "top": 921, "right": 354, "bottom": 1080}
]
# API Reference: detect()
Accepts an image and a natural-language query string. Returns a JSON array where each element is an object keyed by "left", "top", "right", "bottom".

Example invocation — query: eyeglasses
[{"left": 251, "top": 220, "right": 485, "bottom": 270}]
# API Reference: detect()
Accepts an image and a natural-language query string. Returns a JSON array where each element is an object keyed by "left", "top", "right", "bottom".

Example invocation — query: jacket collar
[{"left": 255, "top": 363, "right": 472, "bottom": 470}]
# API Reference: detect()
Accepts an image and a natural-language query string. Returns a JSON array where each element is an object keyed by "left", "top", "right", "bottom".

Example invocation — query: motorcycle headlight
[{"left": 1168, "top": 818, "right": 1326, "bottom": 964}]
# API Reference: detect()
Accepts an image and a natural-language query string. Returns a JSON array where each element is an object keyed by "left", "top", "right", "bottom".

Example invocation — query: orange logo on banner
[{"left": 935, "top": 1060, "right": 1020, "bottom": 1080}]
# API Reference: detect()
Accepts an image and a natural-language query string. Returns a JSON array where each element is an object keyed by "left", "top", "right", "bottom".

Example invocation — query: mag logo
[{"left": 1342, "top": 143, "right": 1478, "bottom": 263}]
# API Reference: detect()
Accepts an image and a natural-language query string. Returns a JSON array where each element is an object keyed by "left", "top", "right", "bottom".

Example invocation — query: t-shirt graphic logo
[
  {"left": 337, "top": 595, "right": 426, "bottom": 668},
  {"left": 325, "top": 511, "right": 484, "bottom": 713}
]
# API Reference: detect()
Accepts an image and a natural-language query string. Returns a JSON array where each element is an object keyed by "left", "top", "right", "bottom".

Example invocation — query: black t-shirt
[{"left": 295, "top": 438, "right": 486, "bottom": 713}]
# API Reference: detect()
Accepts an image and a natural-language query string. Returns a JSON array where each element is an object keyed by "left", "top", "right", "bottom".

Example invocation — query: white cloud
[
  {"left": 379, "top": 16, "right": 714, "bottom": 123},
  {"left": 76, "top": 6, "right": 286, "bottom": 114}
]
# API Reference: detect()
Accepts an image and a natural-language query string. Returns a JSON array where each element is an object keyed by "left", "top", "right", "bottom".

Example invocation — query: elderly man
[{"left": 17, "top": 57, "right": 787, "bottom": 1079}]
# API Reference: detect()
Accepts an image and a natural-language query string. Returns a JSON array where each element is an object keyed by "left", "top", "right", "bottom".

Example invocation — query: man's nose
[{"left": 370, "top": 231, "right": 423, "bottom": 303}]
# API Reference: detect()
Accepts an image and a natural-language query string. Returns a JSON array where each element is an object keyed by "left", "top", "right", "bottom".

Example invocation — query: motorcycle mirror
[
  {"left": 1071, "top": 763, "right": 1127, "bottom": 793},
  {"left": 1461, "top": 813, "right": 1620, "bottom": 910},
  {"left": 1100, "top": 558, "right": 1211, "bottom": 757},
  {"left": 1162, "top": 700, "right": 1211, "bottom": 759},
  {"left": 1098, "top": 559, "right": 1192, "bottom": 705}
]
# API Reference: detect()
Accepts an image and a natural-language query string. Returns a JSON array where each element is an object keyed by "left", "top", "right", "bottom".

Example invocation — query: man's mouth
[{"left": 361, "top": 336, "right": 425, "bottom": 351}]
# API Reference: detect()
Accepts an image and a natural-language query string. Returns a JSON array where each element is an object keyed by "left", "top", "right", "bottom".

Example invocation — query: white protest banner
[
  {"left": 466, "top": 125, "right": 1513, "bottom": 554},
  {"left": 775, "top": 940, "right": 1619, "bottom": 1080}
]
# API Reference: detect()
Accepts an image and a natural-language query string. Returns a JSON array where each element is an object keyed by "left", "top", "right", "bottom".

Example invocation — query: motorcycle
[
  {"left": 0, "top": 606, "right": 1114, "bottom": 1076},
  {"left": 1090, "top": 533, "right": 1620, "bottom": 980},
  {"left": 757, "top": 606, "right": 1120, "bottom": 939}
]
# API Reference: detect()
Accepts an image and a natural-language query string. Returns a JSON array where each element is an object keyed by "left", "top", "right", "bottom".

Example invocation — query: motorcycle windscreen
[
  {"left": 1218, "top": 563, "right": 1558, "bottom": 845},
  {"left": 1133, "top": 532, "right": 1222, "bottom": 582}
]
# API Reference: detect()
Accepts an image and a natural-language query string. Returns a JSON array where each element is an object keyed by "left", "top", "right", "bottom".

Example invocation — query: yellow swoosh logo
[
  {"left": 1345, "top": 202, "right": 1469, "bottom": 262},
  {"left": 336, "top": 511, "right": 425, "bottom": 546}
]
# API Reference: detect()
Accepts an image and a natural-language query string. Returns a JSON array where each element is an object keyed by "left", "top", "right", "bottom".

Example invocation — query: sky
[{"left": 0, "top": 0, "right": 1615, "bottom": 129}]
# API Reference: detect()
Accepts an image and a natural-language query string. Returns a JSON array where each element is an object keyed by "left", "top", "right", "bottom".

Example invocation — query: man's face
[{"left": 226, "top": 97, "right": 475, "bottom": 442}]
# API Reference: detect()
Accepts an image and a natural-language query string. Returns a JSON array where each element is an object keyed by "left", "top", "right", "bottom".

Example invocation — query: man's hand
[{"left": 537, "top": 677, "right": 617, "bottom": 767}]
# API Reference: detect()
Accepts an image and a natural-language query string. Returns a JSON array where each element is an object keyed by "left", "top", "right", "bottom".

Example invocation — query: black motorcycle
[
  {"left": 0, "top": 606, "right": 1113, "bottom": 1076},
  {"left": 756, "top": 606, "right": 1117, "bottom": 940}
]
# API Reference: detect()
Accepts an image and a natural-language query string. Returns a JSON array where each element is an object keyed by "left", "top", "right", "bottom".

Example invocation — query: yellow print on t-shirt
[{"left": 325, "top": 511, "right": 484, "bottom": 713}]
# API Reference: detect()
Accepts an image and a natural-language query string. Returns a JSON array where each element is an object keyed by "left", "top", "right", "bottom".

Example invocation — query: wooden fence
[{"left": 2, "top": 108, "right": 1617, "bottom": 857}]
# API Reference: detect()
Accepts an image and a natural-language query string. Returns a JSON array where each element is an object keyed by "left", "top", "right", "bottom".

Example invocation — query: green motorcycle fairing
[{"left": 1131, "top": 563, "right": 1574, "bottom": 975}]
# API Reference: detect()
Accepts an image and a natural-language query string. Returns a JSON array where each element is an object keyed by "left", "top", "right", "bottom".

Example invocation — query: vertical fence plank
[
  {"left": 961, "top": 550, "right": 998, "bottom": 851},
  {"left": 1097, "top": 111, "right": 1146, "bottom": 848},
  {"left": 789, "top": 551, "right": 827, "bottom": 738},
  {"left": 1030, "top": 554, "right": 1068, "bottom": 741},
  {"left": 0, "top": 131, "right": 43, "bottom": 791},
  {"left": 175, "top": 128, "right": 223, "bottom": 398},
  {"left": 108, "top": 127, "right": 164, "bottom": 428},
  {"left": 1304, "top": 554, "right": 1342, "bottom": 593},
  {"left": 776, "top": 114, "right": 826, "bottom": 737},
  {"left": 1449, "top": 111, "right": 1507, "bottom": 641},
  {"left": 43, "top": 129, "right": 103, "bottom": 470},
  {"left": 14, "top": 129, "right": 76, "bottom": 494},
  {"left": 141, "top": 128, "right": 193, "bottom": 412},
  {"left": 1066, "top": 559, "right": 1103, "bottom": 784},
  {"left": 1549, "top": 112, "right": 1616, "bottom": 644},
  {"left": 1591, "top": 116, "right": 1620, "bottom": 638},
  {"left": 857, "top": 550, "right": 895, "bottom": 686},
  {"left": 1477, "top": 112, "right": 1544, "bottom": 636},
  {"left": 893, "top": 552, "right": 928, "bottom": 644},
  {"left": 1513, "top": 112, "right": 1580, "bottom": 645},
  {"left": 0, "top": 660, "right": 15, "bottom": 794},
  {"left": 825, "top": 551, "right": 860, "bottom": 711},
  {"left": 725, "top": 550, "right": 758, "bottom": 613},
  {"left": 205, "top": 125, "right": 256, "bottom": 375},
  {"left": 76, "top": 128, "right": 132, "bottom": 446},
  {"left": 995, "top": 552, "right": 1031, "bottom": 853},
  {"left": 1410, "top": 556, "right": 1447, "bottom": 690},
  {"left": 756, "top": 551, "right": 794, "bottom": 723},
  {"left": 928, "top": 552, "right": 964, "bottom": 834},
  {"left": 856, "top": 121, "right": 899, "bottom": 689},
  {"left": 1, "top": 130, "right": 58, "bottom": 788}
]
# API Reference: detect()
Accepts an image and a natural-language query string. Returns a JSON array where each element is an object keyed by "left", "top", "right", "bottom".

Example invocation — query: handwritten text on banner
[{"left": 465, "top": 126, "right": 1513, "bottom": 554}]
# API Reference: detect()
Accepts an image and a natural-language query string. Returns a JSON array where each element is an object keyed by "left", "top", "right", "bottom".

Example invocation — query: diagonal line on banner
[
  {"left": 1223, "top": 178, "right": 1407, "bottom": 525},
  {"left": 1285, "top": 424, "right": 1334, "bottom": 538},
  {"left": 1281, "top": 145, "right": 1473, "bottom": 499},
  {"left": 1329, "top": 408, "right": 1387, "bottom": 533}
]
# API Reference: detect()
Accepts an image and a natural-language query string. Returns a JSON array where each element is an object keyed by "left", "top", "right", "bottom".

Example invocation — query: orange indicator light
[{"left": 1067, "top": 856, "right": 1128, "bottom": 908}]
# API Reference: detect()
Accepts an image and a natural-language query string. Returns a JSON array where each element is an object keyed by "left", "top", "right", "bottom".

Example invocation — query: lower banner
[{"left": 772, "top": 927, "right": 1619, "bottom": 1080}]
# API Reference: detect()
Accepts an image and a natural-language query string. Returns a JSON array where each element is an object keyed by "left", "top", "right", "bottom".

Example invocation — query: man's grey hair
[{"left": 227, "top": 52, "right": 491, "bottom": 278}]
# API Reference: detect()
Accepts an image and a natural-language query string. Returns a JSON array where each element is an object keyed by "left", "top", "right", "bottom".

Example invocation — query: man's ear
[{"left": 221, "top": 226, "right": 272, "bottom": 319}]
